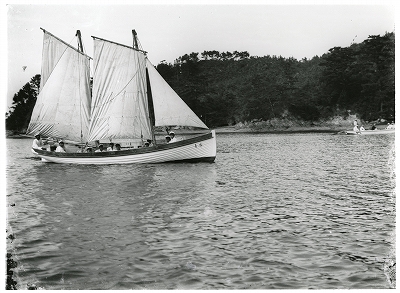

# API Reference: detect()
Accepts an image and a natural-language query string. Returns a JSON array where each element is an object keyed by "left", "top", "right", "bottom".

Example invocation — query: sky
[{"left": 3, "top": 1, "right": 396, "bottom": 111}]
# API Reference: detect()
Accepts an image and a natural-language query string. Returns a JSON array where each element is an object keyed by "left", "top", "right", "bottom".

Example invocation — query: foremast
[{"left": 76, "top": 29, "right": 86, "bottom": 143}]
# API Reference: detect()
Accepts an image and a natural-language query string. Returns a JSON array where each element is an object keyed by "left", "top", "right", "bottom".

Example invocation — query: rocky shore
[
  {"left": 213, "top": 114, "right": 391, "bottom": 134},
  {"left": 7, "top": 115, "right": 392, "bottom": 139},
  {"left": 214, "top": 125, "right": 342, "bottom": 134}
]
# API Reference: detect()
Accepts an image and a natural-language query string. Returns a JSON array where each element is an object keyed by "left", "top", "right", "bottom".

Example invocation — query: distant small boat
[
  {"left": 345, "top": 129, "right": 395, "bottom": 135},
  {"left": 27, "top": 28, "right": 216, "bottom": 164}
]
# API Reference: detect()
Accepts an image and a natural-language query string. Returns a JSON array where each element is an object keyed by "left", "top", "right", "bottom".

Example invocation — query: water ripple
[{"left": 6, "top": 133, "right": 395, "bottom": 289}]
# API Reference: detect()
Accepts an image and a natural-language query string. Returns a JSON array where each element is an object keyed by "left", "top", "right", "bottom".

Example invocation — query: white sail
[
  {"left": 88, "top": 38, "right": 152, "bottom": 142},
  {"left": 29, "top": 29, "right": 217, "bottom": 164},
  {"left": 146, "top": 59, "right": 208, "bottom": 129},
  {"left": 27, "top": 31, "right": 91, "bottom": 142}
]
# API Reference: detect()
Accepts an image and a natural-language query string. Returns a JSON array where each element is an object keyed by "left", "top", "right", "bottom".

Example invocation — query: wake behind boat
[{"left": 27, "top": 28, "right": 216, "bottom": 164}]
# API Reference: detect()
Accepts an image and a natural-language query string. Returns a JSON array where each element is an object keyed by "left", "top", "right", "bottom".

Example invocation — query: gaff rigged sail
[
  {"left": 27, "top": 30, "right": 91, "bottom": 142},
  {"left": 87, "top": 37, "right": 152, "bottom": 142}
]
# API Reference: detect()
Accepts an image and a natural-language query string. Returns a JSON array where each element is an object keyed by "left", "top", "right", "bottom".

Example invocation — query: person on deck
[
  {"left": 371, "top": 124, "right": 377, "bottom": 130},
  {"left": 165, "top": 127, "right": 177, "bottom": 143},
  {"left": 95, "top": 144, "right": 105, "bottom": 152},
  {"left": 107, "top": 143, "right": 114, "bottom": 151},
  {"left": 115, "top": 144, "right": 121, "bottom": 151},
  {"left": 165, "top": 136, "right": 171, "bottom": 143},
  {"left": 169, "top": 132, "right": 177, "bottom": 143},
  {"left": 386, "top": 123, "right": 394, "bottom": 130},
  {"left": 353, "top": 124, "right": 359, "bottom": 133},
  {"left": 32, "top": 134, "right": 46, "bottom": 150},
  {"left": 55, "top": 141, "right": 66, "bottom": 152},
  {"left": 359, "top": 125, "right": 365, "bottom": 131}
]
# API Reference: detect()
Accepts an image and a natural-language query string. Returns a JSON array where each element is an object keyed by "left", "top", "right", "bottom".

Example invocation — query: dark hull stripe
[{"left": 34, "top": 132, "right": 214, "bottom": 158}]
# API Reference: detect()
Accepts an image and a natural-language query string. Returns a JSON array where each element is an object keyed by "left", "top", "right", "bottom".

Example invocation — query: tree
[
  {"left": 357, "top": 33, "right": 395, "bottom": 120},
  {"left": 6, "top": 74, "right": 41, "bottom": 132}
]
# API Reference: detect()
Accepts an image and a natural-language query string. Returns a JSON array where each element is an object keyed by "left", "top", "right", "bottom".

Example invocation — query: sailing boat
[{"left": 27, "top": 28, "right": 216, "bottom": 164}]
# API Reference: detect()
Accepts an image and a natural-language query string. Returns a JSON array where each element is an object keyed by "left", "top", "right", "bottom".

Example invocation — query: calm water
[{"left": 6, "top": 132, "right": 396, "bottom": 289}]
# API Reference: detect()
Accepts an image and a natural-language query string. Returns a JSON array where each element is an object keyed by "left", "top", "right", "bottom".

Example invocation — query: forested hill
[
  {"left": 155, "top": 32, "right": 394, "bottom": 127},
  {"left": 6, "top": 32, "right": 394, "bottom": 132}
]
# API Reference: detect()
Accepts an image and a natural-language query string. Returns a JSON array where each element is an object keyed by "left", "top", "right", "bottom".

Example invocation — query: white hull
[
  {"left": 33, "top": 131, "right": 216, "bottom": 164},
  {"left": 345, "top": 129, "right": 395, "bottom": 135}
]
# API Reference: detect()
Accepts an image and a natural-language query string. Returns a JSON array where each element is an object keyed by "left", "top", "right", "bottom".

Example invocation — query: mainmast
[
  {"left": 146, "top": 68, "right": 156, "bottom": 145},
  {"left": 132, "top": 29, "right": 156, "bottom": 145}
]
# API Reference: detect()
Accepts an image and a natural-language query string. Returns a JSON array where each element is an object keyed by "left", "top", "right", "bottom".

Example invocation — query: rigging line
[
  {"left": 132, "top": 30, "right": 151, "bottom": 139},
  {"left": 79, "top": 53, "right": 84, "bottom": 143},
  {"left": 136, "top": 38, "right": 144, "bottom": 52},
  {"left": 89, "top": 59, "right": 94, "bottom": 81},
  {"left": 91, "top": 39, "right": 146, "bottom": 105},
  {"left": 67, "top": 35, "right": 87, "bottom": 143},
  {"left": 40, "top": 28, "right": 92, "bottom": 59},
  {"left": 41, "top": 33, "right": 88, "bottom": 142},
  {"left": 80, "top": 36, "right": 88, "bottom": 56},
  {"left": 39, "top": 34, "right": 71, "bottom": 93},
  {"left": 40, "top": 33, "right": 86, "bottom": 94},
  {"left": 91, "top": 38, "right": 103, "bottom": 84},
  {"left": 106, "top": 56, "right": 147, "bottom": 104},
  {"left": 76, "top": 34, "right": 93, "bottom": 80},
  {"left": 92, "top": 35, "right": 147, "bottom": 54},
  {"left": 136, "top": 53, "right": 150, "bottom": 138}
]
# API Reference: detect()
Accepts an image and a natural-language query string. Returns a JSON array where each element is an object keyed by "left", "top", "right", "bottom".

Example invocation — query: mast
[
  {"left": 146, "top": 68, "right": 156, "bottom": 145},
  {"left": 132, "top": 29, "right": 156, "bottom": 144},
  {"left": 76, "top": 30, "right": 84, "bottom": 52},
  {"left": 40, "top": 27, "right": 91, "bottom": 59},
  {"left": 76, "top": 29, "right": 84, "bottom": 142},
  {"left": 132, "top": 29, "right": 139, "bottom": 50}
]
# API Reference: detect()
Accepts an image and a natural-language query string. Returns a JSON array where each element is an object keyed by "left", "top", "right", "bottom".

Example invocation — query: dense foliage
[
  {"left": 6, "top": 74, "right": 40, "bottom": 132},
  {"left": 6, "top": 33, "right": 394, "bottom": 132},
  {"left": 157, "top": 32, "right": 394, "bottom": 127}
]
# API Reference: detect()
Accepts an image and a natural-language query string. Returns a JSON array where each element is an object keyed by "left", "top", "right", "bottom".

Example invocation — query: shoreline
[
  {"left": 6, "top": 125, "right": 389, "bottom": 139},
  {"left": 213, "top": 126, "right": 342, "bottom": 134}
]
